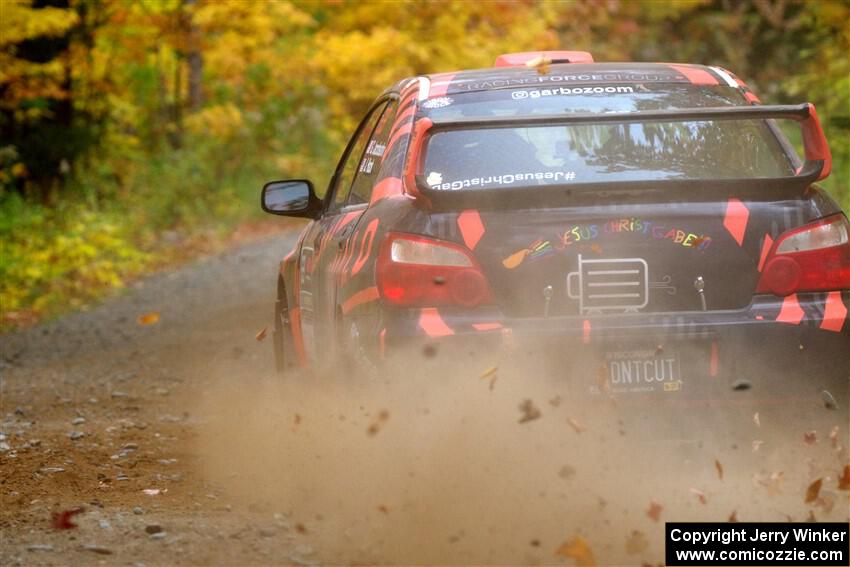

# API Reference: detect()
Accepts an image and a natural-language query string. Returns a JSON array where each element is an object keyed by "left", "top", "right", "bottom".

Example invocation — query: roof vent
[{"left": 494, "top": 51, "right": 594, "bottom": 67}]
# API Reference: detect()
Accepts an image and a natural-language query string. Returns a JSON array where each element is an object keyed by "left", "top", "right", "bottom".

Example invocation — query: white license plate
[{"left": 598, "top": 349, "right": 682, "bottom": 394}]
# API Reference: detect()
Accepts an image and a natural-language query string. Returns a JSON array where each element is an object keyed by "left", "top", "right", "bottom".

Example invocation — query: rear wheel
[{"left": 335, "top": 311, "right": 380, "bottom": 381}]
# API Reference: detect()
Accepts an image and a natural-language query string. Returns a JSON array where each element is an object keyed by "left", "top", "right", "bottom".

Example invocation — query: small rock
[
  {"left": 731, "top": 379, "right": 752, "bottom": 391},
  {"left": 145, "top": 524, "right": 163, "bottom": 534},
  {"left": 26, "top": 544, "right": 54, "bottom": 552},
  {"left": 0, "top": 441, "right": 10, "bottom": 452},
  {"left": 68, "top": 431, "right": 85, "bottom": 440},
  {"left": 82, "top": 544, "right": 112, "bottom": 555},
  {"left": 99, "top": 519, "right": 111, "bottom": 530},
  {"left": 14, "top": 407, "right": 25, "bottom": 416},
  {"left": 133, "top": 507, "right": 144, "bottom": 515},
  {"left": 71, "top": 417, "right": 86, "bottom": 425},
  {"left": 116, "top": 473, "right": 129, "bottom": 481},
  {"left": 149, "top": 532, "right": 167, "bottom": 540},
  {"left": 39, "top": 467, "right": 65, "bottom": 474},
  {"left": 110, "top": 391, "right": 129, "bottom": 399},
  {"left": 122, "top": 443, "right": 138, "bottom": 451},
  {"left": 259, "top": 527, "right": 276, "bottom": 538}
]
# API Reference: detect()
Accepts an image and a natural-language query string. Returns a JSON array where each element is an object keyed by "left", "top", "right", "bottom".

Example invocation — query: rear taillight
[
  {"left": 376, "top": 233, "right": 494, "bottom": 307},
  {"left": 757, "top": 214, "right": 850, "bottom": 296}
]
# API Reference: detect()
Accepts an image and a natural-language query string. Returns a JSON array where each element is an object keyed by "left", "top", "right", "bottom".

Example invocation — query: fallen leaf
[
  {"left": 625, "top": 530, "right": 648, "bottom": 555},
  {"left": 646, "top": 501, "right": 662, "bottom": 522},
  {"left": 377, "top": 505, "right": 389, "bottom": 514},
  {"left": 804, "top": 431, "right": 817, "bottom": 445},
  {"left": 755, "top": 471, "right": 785, "bottom": 496},
  {"left": 829, "top": 426, "right": 840, "bottom": 448},
  {"left": 479, "top": 366, "right": 498, "bottom": 380},
  {"left": 555, "top": 536, "right": 596, "bottom": 566},
  {"left": 690, "top": 488, "right": 707, "bottom": 505},
  {"left": 567, "top": 417, "right": 586, "bottom": 433},
  {"left": 525, "top": 55, "right": 552, "bottom": 75},
  {"left": 805, "top": 478, "right": 822, "bottom": 504},
  {"left": 838, "top": 465, "right": 850, "bottom": 490},
  {"left": 715, "top": 459, "right": 724, "bottom": 480},
  {"left": 51, "top": 507, "right": 84, "bottom": 530},
  {"left": 752, "top": 440, "right": 764, "bottom": 452},
  {"left": 367, "top": 410, "right": 390, "bottom": 436},
  {"left": 518, "top": 399, "right": 542, "bottom": 424},
  {"left": 728, "top": 510, "right": 738, "bottom": 522},
  {"left": 255, "top": 326, "right": 268, "bottom": 341},
  {"left": 137, "top": 312, "right": 160, "bottom": 326},
  {"left": 753, "top": 412, "right": 760, "bottom": 427}
]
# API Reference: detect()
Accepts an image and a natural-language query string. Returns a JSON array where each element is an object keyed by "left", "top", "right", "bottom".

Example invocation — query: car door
[{"left": 298, "top": 98, "right": 394, "bottom": 361}]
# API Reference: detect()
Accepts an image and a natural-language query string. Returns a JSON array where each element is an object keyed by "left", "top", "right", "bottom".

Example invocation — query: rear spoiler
[{"left": 404, "top": 103, "right": 832, "bottom": 207}]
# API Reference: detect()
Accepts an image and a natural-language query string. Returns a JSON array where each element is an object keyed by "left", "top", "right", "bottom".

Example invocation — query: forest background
[{"left": 1, "top": 0, "right": 848, "bottom": 328}]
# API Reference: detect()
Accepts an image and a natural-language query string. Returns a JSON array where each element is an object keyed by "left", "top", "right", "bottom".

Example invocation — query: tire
[{"left": 335, "top": 310, "right": 381, "bottom": 381}]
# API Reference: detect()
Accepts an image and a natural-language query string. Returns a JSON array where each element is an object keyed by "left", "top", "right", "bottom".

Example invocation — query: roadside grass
[{"left": 0, "top": 131, "right": 333, "bottom": 331}]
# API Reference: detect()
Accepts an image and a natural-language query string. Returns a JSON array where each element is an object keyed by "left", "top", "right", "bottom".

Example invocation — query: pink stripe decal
[
  {"left": 582, "top": 320, "right": 591, "bottom": 344},
  {"left": 821, "top": 291, "right": 847, "bottom": 332},
  {"left": 776, "top": 294, "right": 805, "bottom": 325},
  {"left": 668, "top": 64, "right": 719, "bottom": 85},
  {"left": 472, "top": 322, "right": 502, "bottom": 331},
  {"left": 428, "top": 73, "right": 455, "bottom": 98},
  {"left": 419, "top": 308, "right": 454, "bottom": 338},
  {"left": 757, "top": 234, "right": 774, "bottom": 272},
  {"left": 457, "top": 210, "right": 485, "bottom": 250},
  {"left": 723, "top": 198, "right": 750, "bottom": 247}
]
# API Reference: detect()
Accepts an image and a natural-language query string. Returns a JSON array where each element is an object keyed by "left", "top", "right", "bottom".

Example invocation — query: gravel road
[{"left": 1, "top": 228, "right": 847, "bottom": 566}]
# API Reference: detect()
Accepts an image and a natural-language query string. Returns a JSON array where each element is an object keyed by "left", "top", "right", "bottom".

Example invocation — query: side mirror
[{"left": 261, "top": 180, "right": 322, "bottom": 219}]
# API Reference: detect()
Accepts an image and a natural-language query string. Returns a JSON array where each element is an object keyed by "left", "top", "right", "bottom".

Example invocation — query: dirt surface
[{"left": 1, "top": 228, "right": 848, "bottom": 566}]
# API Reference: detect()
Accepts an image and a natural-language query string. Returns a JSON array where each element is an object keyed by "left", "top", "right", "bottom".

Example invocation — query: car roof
[{"left": 395, "top": 62, "right": 744, "bottom": 99}]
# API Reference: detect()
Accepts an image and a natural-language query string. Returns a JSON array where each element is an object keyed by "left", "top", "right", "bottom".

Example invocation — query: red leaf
[
  {"left": 51, "top": 507, "right": 84, "bottom": 530},
  {"left": 646, "top": 501, "right": 662, "bottom": 522},
  {"left": 838, "top": 465, "right": 849, "bottom": 491},
  {"left": 805, "top": 478, "right": 823, "bottom": 504}
]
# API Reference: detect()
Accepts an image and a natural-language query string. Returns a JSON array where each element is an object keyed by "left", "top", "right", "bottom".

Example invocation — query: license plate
[{"left": 596, "top": 349, "right": 682, "bottom": 395}]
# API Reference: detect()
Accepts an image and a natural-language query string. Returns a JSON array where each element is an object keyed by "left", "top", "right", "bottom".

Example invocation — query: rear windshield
[{"left": 421, "top": 85, "right": 796, "bottom": 189}]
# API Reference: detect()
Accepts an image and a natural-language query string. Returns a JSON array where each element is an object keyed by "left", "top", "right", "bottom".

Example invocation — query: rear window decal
[
  {"left": 511, "top": 86, "right": 634, "bottom": 100},
  {"left": 503, "top": 220, "right": 713, "bottom": 268},
  {"left": 421, "top": 96, "right": 454, "bottom": 109},
  {"left": 426, "top": 171, "right": 443, "bottom": 186},
  {"left": 431, "top": 170, "right": 577, "bottom": 191}
]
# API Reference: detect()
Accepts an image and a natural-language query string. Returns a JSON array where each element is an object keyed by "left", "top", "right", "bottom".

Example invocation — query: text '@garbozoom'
[{"left": 666, "top": 523, "right": 849, "bottom": 566}]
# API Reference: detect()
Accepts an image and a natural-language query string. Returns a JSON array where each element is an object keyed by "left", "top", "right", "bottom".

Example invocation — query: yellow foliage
[{"left": 185, "top": 103, "right": 245, "bottom": 139}]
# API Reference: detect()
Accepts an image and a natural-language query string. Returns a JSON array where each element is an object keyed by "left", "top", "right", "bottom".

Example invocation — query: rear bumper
[{"left": 381, "top": 291, "right": 849, "bottom": 403}]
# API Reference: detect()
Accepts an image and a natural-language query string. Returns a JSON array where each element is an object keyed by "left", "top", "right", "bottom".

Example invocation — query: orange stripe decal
[
  {"left": 472, "top": 322, "right": 502, "bottom": 331},
  {"left": 582, "top": 319, "right": 591, "bottom": 344},
  {"left": 351, "top": 219, "right": 379, "bottom": 276},
  {"left": 669, "top": 64, "right": 719, "bottom": 86},
  {"left": 757, "top": 234, "right": 774, "bottom": 272},
  {"left": 709, "top": 341, "right": 719, "bottom": 377},
  {"left": 419, "top": 308, "right": 454, "bottom": 338},
  {"left": 821, "top": 291, "right": 847, "bottom": 332},
  {"left": 370, "top": 177, "right": 404, "bottom": 204},
  {"left": 341, "top": 286, "right": 380, "bottom": 315},
  {"left": 723, "top": 198, "right": 749, "bottom": 246},
  {"left": 379, "top": 328, "right": 387, "bottom": 360},
  {"left": 776, "top": 294, "right": 805, "bottom": 325},
  {"left": 457, "top": 210, "right": 484, "bottom": 250},
  {"left": 289, "top": 307, "right": 308, "bottom": 366}
]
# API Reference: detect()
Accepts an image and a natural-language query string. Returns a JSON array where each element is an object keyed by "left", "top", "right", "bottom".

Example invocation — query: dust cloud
[{"left": 194, "top": 344, "right": 849, "bottom": 566}]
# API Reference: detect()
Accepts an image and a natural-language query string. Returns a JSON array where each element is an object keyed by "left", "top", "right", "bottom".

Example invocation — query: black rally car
[{"left": 262, "top": 50, "right": 848, "bottom": 404}]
